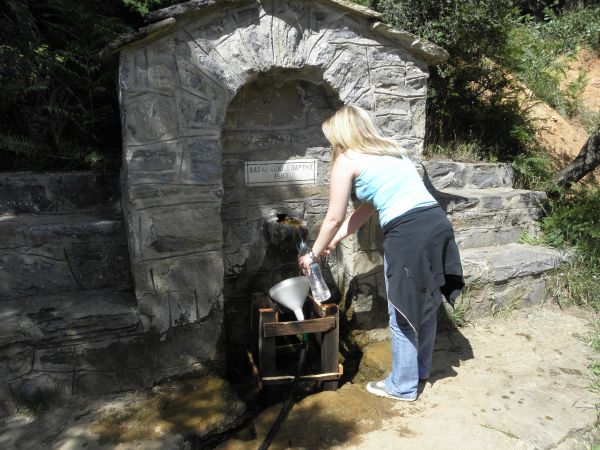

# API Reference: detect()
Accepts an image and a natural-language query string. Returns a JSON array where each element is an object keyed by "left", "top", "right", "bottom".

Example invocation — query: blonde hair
[{"left": 321, "top": 105, "right": 404, "bottom": 163}]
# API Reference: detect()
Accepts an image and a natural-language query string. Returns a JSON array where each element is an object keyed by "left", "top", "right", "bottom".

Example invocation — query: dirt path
[
  {"left": 0, "top": 305, "right": 596, "bottom": 449},
  {"left": 221, "top": 305, "right": 598, "bottom": 449}
]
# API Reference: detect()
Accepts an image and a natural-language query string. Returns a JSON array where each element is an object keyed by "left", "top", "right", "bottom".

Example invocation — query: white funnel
[{"left": 268, "top": 276, "right": 310, "bottom": 321}]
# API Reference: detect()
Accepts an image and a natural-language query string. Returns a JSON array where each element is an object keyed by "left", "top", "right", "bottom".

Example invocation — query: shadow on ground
[
  {"left": 217, "top": 382, "right": 416, "bottom": 450},
  {"left": 428, "top": 306, "right": 475, "bottom": 384}
]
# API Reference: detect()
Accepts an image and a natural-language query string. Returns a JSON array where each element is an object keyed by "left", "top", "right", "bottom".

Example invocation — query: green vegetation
[
  {"left": 2, "top": 1, "right": 130, "bottom": 170},
  {"left": 543, "top": 189, "right": 600, "bottom": 259},
  {"left": 0, "top": 0, "right": 177, "bottom": 171},
  {"left": 373, "top": 0, "right": 600, "bottom": 164},
  {"left": 2, "top": 0, "right": 600, "bottom": 171},
  {"left": 423, "top": 141, "right": 497, "bottom": 163},
  {"left": 510, "top": 145, "right": 600, "bottom": 387},
  {"left": 447, "top": 300, "right": 471, "bottom": 328},
  {"left": 376, "top": 0, "right": 528, "bottom": 158},
  {"left": 121, "top": 0, "right": 173, "bottom": 15},
  {"left": 493, "top": 296, "right": 524, "bottom": 319},
  {"left": 512, "top": 151, "right": 558, "bottom": 191},
  {"left": 501, "top": 4, "right": 600, "bottom": 117},
  {"left": 542, "top": 188, "right": 600, "bottom": 310}
]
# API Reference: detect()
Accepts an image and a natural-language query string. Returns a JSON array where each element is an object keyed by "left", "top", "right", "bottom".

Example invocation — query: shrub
[
  {"left": 538, "top": 187, "right": 600, "bottom": 310},
  {"left": 0, "top": 1, "right": 134, "bottom": 170},
  {"left": 423, "top": 140, "right": 498, "bottom": 163},
  {"left": 0, "top": 0, "right": 178, "bottom": 171},
  {"left": 512, "top": 150, "right": 558, "bottom": 191},
  {"left": 501, "top": 4, "right": 600, "bottom": 116},
  {"left": 546, "top": 259, "right": 600, "bottom": 311},
  {"left": 542, "top": 188, "right": 600, "bottom": 260}
]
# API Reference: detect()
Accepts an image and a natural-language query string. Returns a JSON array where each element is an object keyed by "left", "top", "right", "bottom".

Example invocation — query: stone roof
[{"left": 102, "top": 0, "right": 448, "bottom": 65}]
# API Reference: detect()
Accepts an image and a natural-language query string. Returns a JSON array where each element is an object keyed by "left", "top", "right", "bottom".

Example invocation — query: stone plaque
[{"left": 245, "top": 159, "right": 317, "bottom": 186}]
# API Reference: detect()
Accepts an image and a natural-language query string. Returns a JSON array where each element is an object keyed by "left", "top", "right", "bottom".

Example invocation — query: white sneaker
[{"left": 366, "top": 380, "right": 417, "bottom": 402}]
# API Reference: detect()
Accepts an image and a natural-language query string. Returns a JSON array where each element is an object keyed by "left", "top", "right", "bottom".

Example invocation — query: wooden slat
[
  {"left": 253, "top": 293, "right": 275, "bottom": 310},
  {"left": 275, "top": 343, "right": 302, "bottom": 355},
  {"left": 308, "top": 295, "right": 327, "bottom": 318},
  {"left": 251, "top": 293, "right": 271, "bottom": 358},
  {"left": 261, "top": 371, "right": 341, "bottom": 386},
  {"left": 246, "top": 349, "right": 263, "bottom": 390},
  {"left": 321, "top": 303, "right": 340, "bottom": 391},
  {"left": 258, "top": 308, "right": 277, "bottom": 376},
  {"left": 263, "top": 316, "right": 336, "bottom": 338}
]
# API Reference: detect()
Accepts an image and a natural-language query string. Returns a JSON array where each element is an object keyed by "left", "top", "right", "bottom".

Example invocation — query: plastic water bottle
[
  {"left": 298, "top": 239, "right": 331, "bottom": 303},
  {"left": 307, "top": 261, "right": 331, "bottom": 303}
]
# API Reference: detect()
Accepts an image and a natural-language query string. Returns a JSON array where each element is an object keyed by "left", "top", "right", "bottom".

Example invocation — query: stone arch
[
  {"left": 220, "top": 66, "right": 343, "bottom": 370},
  {"left": 117, "top": 0, "right": 433, "bottom": 371}
]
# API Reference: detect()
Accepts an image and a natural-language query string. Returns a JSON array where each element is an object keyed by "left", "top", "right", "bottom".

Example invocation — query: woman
[{"left": 298, "top": 105, "right": 464, "bottom": 401}]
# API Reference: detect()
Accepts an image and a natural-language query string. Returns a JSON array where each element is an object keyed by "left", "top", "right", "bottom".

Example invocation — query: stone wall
[
  {"left": 0, "top": 172, "right": 229, "bottom": 412},
  {"left": 118, "top": 0, "right": 431, "bottom": 370}
]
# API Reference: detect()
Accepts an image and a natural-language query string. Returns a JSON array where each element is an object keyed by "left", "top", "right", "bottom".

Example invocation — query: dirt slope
[{"left": 529, "top": 49, "right": 600, "bottom": 166}]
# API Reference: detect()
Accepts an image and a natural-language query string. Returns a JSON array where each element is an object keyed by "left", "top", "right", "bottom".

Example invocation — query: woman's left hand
[{"left": 298, "top": 254, "right": 315, "bottom": 276}]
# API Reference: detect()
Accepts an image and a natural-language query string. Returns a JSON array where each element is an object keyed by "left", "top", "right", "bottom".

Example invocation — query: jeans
[{"left": 383, "top": 294, "right": 439, "bottom": 400}]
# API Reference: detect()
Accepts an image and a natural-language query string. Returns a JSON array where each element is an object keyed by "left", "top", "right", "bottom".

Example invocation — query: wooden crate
[{"left": 248, "top": 293, "right": 342, "bottom": 391}]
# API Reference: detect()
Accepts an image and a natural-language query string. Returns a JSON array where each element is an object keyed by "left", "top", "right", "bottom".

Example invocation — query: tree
[
  {"left": 554, "top": 124, "right": 600, "bottom": 190},
  {"left": 374, "top": 0, "right": 528, "bottom": 156}
]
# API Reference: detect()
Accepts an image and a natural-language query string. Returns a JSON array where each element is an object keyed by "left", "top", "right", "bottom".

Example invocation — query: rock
[
  {"left": 453, "top": 243, "right": 566, "bottom": 317},
  {"left": 353, "top": 340, "right": 391, "bottom": 384},
  {"left": 461, "top": 243, "right": 565, "bottom": 285},
  {"left": 351, "top": 327, "right": 390, "bottom": 348},
  {"left": 13, "top": 289, "right": 140, "bottom": 345},
  {"left": 430, "top": 188, "right": 546, "bottom": 249},
  {"left": 436, "top": 188, "right": 546, "bottom": 214},
  {"left": 422, "top": 160, "right": 513, "bottom": 190},
  {"left": 0, "top": 172, "right": 119, "bottom": 215},
  {"left": 0, "top": 213, "right": 131, "bottom": 298}
]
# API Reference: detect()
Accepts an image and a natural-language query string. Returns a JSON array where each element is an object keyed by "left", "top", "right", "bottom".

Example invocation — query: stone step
[
  {"left": 0, "top": 171, "right": 119, "bottom": 215},
  {"left": 0, "top": 213, "right": 131, "bottom": 299},
  {"left": 421, "top": 160, "right": 513, "bottom": 190},
  {"left": 0, "top": 288, "right": 225, "bottom": 409},
  {"left": 459, "top": 243, "right": 566, "bottom": 316},
  {"left": 434, "top": 188, "right": 546, "bottom": 248},
  {"left": 0, "top": 289, "right": 141, "bottom": 348},
  {"left": 348, "top": 243, "right": 566, "bottom": 345},
  {"left": 437, "top": 187, "right": 546, "bottom": 214},
  {"left": 0, "top": 289, "right": 141, "bottom": 404}
]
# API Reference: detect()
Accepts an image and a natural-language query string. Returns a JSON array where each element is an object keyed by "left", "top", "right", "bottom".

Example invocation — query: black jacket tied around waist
[{"left": 382, "top": 204, "right": 465, "bottom": 332}]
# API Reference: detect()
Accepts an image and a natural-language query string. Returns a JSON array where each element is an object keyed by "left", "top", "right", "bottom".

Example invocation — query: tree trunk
[
  {"left": 554, "top": 125, "right": 600, "bottom": 190},
  {"left": 519, "top": 0, "right": 553, "bottom": 19}
]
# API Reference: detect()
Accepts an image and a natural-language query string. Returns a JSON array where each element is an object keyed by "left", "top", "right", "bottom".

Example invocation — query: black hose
[{"left": 258, "top": 340, "right": 308, "bottom": 450}]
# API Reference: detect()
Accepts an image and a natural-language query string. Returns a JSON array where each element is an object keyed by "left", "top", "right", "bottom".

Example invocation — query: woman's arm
[
  {"left": 329, "top": 202, "right": 375, "bottom": 249},
  {"left": 310, "top": 158, "right": 354, "bottom": 256},
  {"left": 298, "top": 157, "right": 353, "bottom": 274}
]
